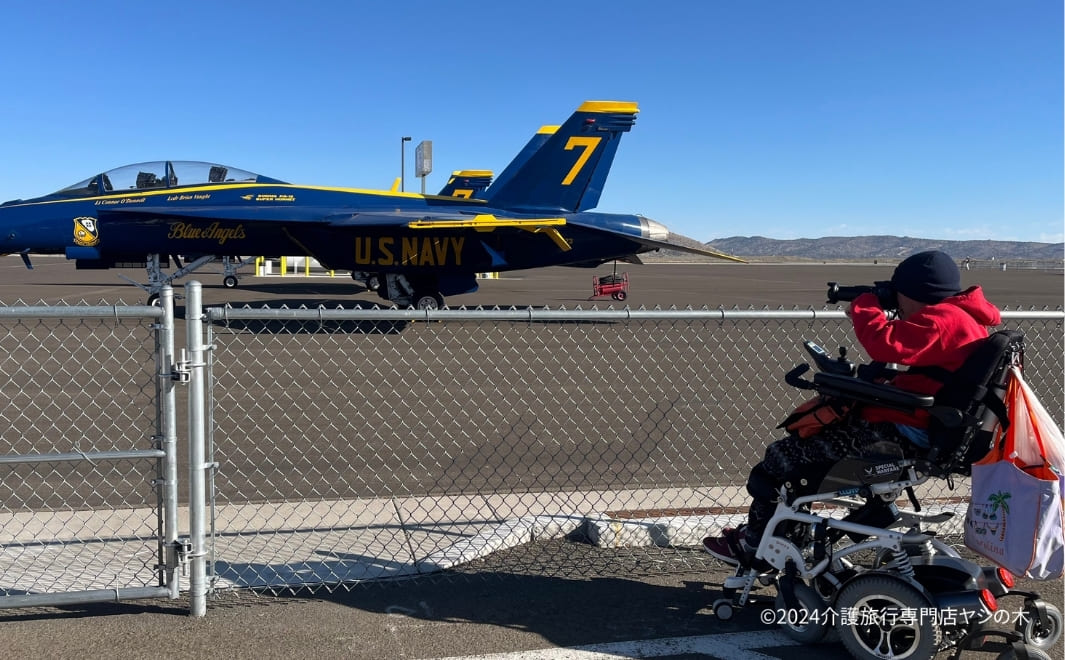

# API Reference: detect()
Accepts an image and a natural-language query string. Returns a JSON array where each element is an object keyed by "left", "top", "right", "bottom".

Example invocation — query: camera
[{"left": 826, "top": 280, "right": 898, "bottom": 309}]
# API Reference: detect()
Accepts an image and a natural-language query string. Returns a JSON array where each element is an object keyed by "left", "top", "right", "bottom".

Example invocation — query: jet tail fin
[
  {"left": 482, "top": 124, "right": 556, "bottom": 199},
  {"left": 484, "top": 101, "right": 637, "bottom": 214}
]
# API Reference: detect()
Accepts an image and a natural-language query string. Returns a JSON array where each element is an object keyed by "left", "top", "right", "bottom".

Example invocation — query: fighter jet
[{"left": 0, "top": 101, "right": 741, "bottom": 307}]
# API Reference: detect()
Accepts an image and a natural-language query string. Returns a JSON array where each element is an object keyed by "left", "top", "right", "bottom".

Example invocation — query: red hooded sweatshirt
[{"left": 848, "top": 286, "right": 1002, "bottom": 427}]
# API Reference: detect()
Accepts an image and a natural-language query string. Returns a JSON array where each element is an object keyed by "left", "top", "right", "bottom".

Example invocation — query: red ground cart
[{"left": 589, "top": 271, "right": 628, "bottom": 301}]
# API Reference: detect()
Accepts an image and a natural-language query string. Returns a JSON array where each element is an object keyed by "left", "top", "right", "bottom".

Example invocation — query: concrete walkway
[{"left": 0, "top": 484, "right": 969, "bottom": 600}]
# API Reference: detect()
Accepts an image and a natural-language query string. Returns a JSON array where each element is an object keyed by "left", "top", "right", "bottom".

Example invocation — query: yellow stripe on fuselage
[
  {"left": 7, "top": 183, "right": 490, "bottom": 208},
  {"left": 408, "top": 215, "right": 565, "bottom": 230}
]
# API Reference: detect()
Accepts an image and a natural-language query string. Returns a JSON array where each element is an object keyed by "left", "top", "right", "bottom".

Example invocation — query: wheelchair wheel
[
  {"left": 835, "top": 575, "right": 940, "bottom": 660},
  {"left": 1017, "top": 602, "right": 1062, "bottom": 651},
  {"left": 774, "top": 581, "right": 831, "bottom": 643},
  {"left": 712, "top": 598, "right": 735, "bottom": 621}
]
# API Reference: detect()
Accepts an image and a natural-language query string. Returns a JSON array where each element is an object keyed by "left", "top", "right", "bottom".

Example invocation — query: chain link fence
[
  {"left": 1, "top": 291, "right": 1060, "bottom": 608},
  {"left": 202, "top": 304, "right": 1063, "bottom": 595}
]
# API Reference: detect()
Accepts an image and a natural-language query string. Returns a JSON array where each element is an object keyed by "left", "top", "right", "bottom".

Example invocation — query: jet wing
[
  {"left": 323, "top": 210, "right": 563, "bottom": 228},
  {"left": 326, "top": 212, "right": 572, "bottom": 251},
  {"left": 565, "top": 214, "right": 746, "bottom": 264},
  {"left": 632, "top": 232, "right": 746, "bottom": 263}
]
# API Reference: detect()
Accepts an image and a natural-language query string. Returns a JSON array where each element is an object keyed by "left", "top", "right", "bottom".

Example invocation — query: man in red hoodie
[{"left": 703, "top": 250, "right": 1002, "bottom": 567}]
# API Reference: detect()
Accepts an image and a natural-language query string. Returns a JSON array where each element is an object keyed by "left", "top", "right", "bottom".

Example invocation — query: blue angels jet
[{"left": 0, "top": 101, "right": 741, "bottom": 307}]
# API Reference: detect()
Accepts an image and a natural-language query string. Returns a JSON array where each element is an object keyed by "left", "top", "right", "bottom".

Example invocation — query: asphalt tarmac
[
  {"left": 1, "top": 256, "right": 1062, "bottom": 309},
  {"left": 0, "top": 256, "right": 1062, "bottom": 660}
]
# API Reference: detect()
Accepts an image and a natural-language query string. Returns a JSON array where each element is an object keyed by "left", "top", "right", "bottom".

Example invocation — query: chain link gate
[
  {"left": 197, "top": 288, "right": 1063, "bottom": 596},
  {"left": 0, "top": 289, "right": 181, "bottom": 609}
]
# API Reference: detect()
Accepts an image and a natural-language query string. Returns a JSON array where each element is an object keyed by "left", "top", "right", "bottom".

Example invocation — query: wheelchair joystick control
[
  {"left": 802, "top": 341, "right": 856, "bottom": 376},
  {"left": 835, "top": 347, "right": 856, "bottom": 376}
]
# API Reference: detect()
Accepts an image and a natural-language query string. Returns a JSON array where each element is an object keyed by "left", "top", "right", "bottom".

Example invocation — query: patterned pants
[{"left": 743, "top": 420, "right": 904, "bottom": 545}]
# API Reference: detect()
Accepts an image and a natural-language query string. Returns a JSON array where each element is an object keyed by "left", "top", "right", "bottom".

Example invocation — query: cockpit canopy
[{"left": 54, "top": 161, "right": 287, "bottom": 197}]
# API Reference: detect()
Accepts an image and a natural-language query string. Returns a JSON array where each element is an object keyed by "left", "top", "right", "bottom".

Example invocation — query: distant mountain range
[{"left": 696, "top": 235, "right": 1064, "bottom": 262}]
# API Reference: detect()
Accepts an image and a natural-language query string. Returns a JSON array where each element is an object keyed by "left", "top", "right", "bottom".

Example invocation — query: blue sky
[{"left": 0, "top": 1, "right": 1060, "bottom": 244}]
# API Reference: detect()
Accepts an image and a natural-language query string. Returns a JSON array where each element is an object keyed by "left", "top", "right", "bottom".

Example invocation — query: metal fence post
[
  {"left": 158, "top": 286, "right": 180, "bottom": 599},
  {"left": 185, "top": 281, "right": 208, "bottom": 616}
]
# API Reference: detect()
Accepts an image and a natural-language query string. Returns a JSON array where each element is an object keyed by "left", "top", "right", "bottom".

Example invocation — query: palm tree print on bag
[{"left": 988, "top": 491, "right": 1011, "bottom": 541}]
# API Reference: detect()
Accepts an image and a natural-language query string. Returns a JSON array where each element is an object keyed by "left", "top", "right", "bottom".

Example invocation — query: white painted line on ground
[{"left": 427, "top": 630, "right": 798, "bottom": 660}]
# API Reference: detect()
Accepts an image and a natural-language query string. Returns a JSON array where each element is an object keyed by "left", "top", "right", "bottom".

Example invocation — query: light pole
[{"left": 400, "top": 136, "right": 412, "bottom": 192}]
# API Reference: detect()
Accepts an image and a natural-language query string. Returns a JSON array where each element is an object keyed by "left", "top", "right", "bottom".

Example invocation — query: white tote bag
[{"left": 964, "top": 368, "right": 1065, "bottom": 580}]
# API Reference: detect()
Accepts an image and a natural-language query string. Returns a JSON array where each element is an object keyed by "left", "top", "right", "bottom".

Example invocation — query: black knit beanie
[{"left": 891, "top": 250, "right": 962, "bottom": 304}]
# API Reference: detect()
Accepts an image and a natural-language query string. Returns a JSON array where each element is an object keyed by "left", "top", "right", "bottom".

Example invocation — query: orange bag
[{"left": 777, "top": 396, "right": 852, "bottom": 439}]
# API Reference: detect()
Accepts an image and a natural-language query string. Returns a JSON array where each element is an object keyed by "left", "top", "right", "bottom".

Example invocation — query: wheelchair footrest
[{"left": 899, "top": 510, "right": 953, "bottom": 525}]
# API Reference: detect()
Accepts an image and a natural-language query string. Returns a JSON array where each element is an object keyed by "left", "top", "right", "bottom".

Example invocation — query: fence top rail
[
  {"left": 206, "top": 307, "right": 850, "bottom": 322},
  {"left": 0, "top": 305, "right": 164, "bottom": 320},
  {"left": 203, "top": 306, "right": 1065, "bottom": 323}
]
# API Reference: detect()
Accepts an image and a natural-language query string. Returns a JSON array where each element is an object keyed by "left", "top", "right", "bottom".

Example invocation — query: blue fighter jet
[{"left": 0, "top": 101, "right": 741, "bottom": 307}]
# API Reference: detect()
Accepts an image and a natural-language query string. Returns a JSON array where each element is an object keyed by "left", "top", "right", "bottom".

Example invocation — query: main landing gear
[
  {"left": 123, "top": 254, "right": 249, "bottom": 304},
  {"left": 220, "top": 256, "right": 250, "bottom": 288},
  {"left": 378, "top": 273, "right": 444, "bottom": 310},
  {"left": 351, "top": 271, "right": 383, "bottom": 293}
]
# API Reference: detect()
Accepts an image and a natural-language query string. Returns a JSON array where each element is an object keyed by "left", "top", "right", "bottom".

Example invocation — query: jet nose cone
[{"left": 639, "top": 216, "right": 670, "bottom": 242}]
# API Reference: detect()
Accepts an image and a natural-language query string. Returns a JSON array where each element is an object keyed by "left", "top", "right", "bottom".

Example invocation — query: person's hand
[{"left": 849, "top": 292, "right": 882, "bottom": 316}]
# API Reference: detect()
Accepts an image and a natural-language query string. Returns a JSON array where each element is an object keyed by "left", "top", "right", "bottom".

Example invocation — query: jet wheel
[
  {"left": 223, "top": 275, "right": 238, "bottom": 289},
  {"left": 414, "top": 292, "right": 444, "bottom": 310},
  {"left": 834, "top": 575, "right": 940, "bottom": 660},
  {"left": 365, "top": 274, "right": 381, "bottom": 292}
]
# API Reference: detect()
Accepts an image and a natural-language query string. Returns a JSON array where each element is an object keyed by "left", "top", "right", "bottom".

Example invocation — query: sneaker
[{"left": 702, "top": 527, "right": 745, "bottom": 566}]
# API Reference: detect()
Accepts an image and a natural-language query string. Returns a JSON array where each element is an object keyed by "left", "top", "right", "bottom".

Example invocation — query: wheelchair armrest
[
  {"left": 812, "top": 372, "right": 935, "bottom": 412},
  {"left": 855, "top": 362, "right": 904, "bottom": 381}
]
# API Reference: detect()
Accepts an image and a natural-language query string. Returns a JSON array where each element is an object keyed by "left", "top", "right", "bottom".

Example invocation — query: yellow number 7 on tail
[{"left": 561, "top": 137, "right": 601, "bottom": 185}]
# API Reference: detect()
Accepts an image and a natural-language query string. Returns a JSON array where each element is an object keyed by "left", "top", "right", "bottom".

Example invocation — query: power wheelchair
[{"left": 711, "top": 330, "right": 1061, "bottom": 660}]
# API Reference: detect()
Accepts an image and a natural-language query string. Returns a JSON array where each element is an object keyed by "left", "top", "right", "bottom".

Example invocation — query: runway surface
[{"left": 1, "top": 255, "right": 1061, "bottom": 309}]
